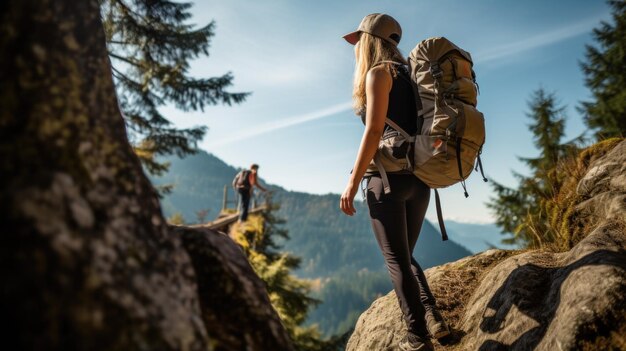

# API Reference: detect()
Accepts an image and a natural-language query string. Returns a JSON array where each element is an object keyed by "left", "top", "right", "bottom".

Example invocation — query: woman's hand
[{"left": 340, "top": 181, "right": 359, "bottom": 216}]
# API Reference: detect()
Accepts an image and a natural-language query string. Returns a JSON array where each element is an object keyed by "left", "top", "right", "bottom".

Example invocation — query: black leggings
[
  {"left": 366, "top": 173, "right": 437, "bottom": 337},
  {"left": 238, "top": 188, "right": 251, "bottom": 221}
]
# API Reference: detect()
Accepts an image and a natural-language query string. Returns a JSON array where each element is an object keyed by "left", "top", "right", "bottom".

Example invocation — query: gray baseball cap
[{"left": 343, "top": 13, "right": 402, "bottom": 46}]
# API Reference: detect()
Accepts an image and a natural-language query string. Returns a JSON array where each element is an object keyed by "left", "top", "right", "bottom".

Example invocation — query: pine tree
[
  {"left": 518, "top": 89, "right": 574, "bottom": 175},
  {"left": 101, "top": 0, "right": 249, "bottom": 176},
  {"left": 488, "top": 89, "right": 575, "bottom": 247},
  {"left": 579, "top": 0, "right": 626, "bottom": 139}
]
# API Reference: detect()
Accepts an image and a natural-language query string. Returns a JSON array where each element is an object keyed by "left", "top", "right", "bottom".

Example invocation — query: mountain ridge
[
  {"left": 152, "top": 150, "right": 477, "bottom": 336},
  {"left": 152, "top": 150, "right": 516, "bottom": 253},
  {"left": 153, "top": 150, "right": 474, "bottom": 276}
]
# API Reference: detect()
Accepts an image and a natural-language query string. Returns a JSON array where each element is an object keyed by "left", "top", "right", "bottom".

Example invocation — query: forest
[{"left": 2, "top": 0, "right": 624, "bottom": 350}]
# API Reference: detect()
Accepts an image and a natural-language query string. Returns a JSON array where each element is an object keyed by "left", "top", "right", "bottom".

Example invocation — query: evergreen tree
[
  {"left": 520, "top": 89, "right": 567, "bottom": 172},
  {"left": 579, "top": 0, "right": 626, "bottom": 139},
  {"left": 100, "top": 0, "right": 249, "bottom": 176},
  {"left": 231, "top": 195, "right": 346, "bottom": 351},
  {"left": 488, "top": 89, "right": 575, "bottom": 247}
]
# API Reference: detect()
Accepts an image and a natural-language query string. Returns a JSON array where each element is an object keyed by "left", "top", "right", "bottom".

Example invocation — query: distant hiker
[
  {"left": 232, "top": 164, "right": 267, "bottom": 222},
  {"left": 340, "top": 14, "right": 452, "bottom": 351}
]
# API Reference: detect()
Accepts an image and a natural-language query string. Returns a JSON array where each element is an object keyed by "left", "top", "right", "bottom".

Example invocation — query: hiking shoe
[
  {"left": 426, "top": 309, "right": 450, "bottom": 339},
  {"left": 398, "top": 332, "right": 434, "bottom": 351}
]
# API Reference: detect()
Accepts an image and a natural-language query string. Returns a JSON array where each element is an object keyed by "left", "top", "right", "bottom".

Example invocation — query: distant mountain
[
  {"left": 154, "top": 152, "right": 234, "bottom": 219},
  {"left": 151, "top": 151, "right": 474, "bottom": 336},
  {"left": 444, "top": 221, "right": 520, "bottom": 254},
  {"left": 274, "top": 189, "right": 473, "bottom": 277},
  {"left": 152, "top": 151, "right": 472, "bottom": 277}
]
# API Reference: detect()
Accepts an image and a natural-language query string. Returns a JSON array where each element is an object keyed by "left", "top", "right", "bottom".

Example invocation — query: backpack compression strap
[
  {"left": 373, "top": 153, "right": 391, "bottom": 194},
  {"left": 434, "top": 189, "right": 449, "bottom": 241},
  {"left": 475, "top": 148, "right": 488, "bottom": 183}
]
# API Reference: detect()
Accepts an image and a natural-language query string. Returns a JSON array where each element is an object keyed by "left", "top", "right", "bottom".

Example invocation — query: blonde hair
[{"left": 352, "top": 32, "right": 407, "bottom": 115}]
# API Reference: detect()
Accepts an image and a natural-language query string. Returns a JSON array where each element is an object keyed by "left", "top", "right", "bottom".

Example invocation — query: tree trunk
[{"left": 0, "top": 1, "right": 293, "bottom": 350}]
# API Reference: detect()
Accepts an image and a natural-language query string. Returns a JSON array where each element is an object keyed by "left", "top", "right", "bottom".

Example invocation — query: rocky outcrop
[
  {"left": 459, "top": 224, "right": 626, "bottom": 350},
  {"left": 1, "top": 1, "right": 293, "bottom": 350},
  {"left": 346, "top": 249, "right": 517, "bottom": 351},
  {"left": 575, "top": 139, "right": 626, "bottom": 232},
  {"left": 347, "top": 140, "right": 626, "bottom": 351},
  {"left": 174, "top": 226, "right": 294, "bottom": 351}
]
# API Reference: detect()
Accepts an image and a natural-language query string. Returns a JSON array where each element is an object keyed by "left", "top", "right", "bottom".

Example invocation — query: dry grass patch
[
  {"left": 543, "top": 137, "right": 623, "bottom": 252},
  {"left": 427, "top": 249, "right": 524, "bottom": 350}
]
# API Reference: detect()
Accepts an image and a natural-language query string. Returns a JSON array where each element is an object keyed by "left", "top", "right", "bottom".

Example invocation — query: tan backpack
[{"left": 370, "top": 37, "right": 487, "bottom": 240}]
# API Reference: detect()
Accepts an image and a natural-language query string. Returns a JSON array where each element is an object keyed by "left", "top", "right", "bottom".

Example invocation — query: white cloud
[
  {"left": 473, "top": 16, "right": 602, "bottom": 63},
  {"left": 206, "top": 101, "right": 352, "bottom": 147},
  {"left": 204, "top": 15, "right": 605, "bottom": 147}
]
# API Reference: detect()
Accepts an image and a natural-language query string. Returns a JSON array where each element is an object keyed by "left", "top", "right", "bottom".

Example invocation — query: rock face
[
  {"left": 460, "top": 225, "right": 626, "bottom": 350},
  {"left": 347, "top": 140, "right": 626, "bottom": 351},
  {"left": 346, "top": 250, "right": 517, "bottom": 351},
  {"left": 175, "top": 226, "right": 294, "bottom": 351},
  {"left": 1, "top": 1, "right": 293, "bottom": 350},
  {"left": 576, "top": 139, "right": 626, "bottom": 230}
]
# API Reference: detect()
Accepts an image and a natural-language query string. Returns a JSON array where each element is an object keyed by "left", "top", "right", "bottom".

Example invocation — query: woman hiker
[{"left": 339, "top": 13, "right": 450, "bottom": 351}]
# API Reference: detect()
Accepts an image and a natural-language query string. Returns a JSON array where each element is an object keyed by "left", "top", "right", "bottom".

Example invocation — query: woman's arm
[{"left": 340, "top": 67, "right": 392, "bottom": 216}]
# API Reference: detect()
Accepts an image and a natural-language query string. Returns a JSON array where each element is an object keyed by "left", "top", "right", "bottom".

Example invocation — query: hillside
[
  {"left": 444, "top": 221, "right": 519, "bottom": 254},
  {"left": 152, "top": 151, "right": 474, "bottom": 336},
  {"left": 153, "top": 151, "right": 473, "bottom": 277}
]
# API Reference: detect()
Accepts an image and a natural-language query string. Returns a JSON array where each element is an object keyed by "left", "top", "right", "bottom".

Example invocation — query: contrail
[
  {"left": 207, "top": 15, "right": 604, "bottom": 146},
  {"left": 207, "top": 101, "right": 353, "bottom": 147},
  {"left": 473, "top": 15, "right": 602, "bottom": 63}
]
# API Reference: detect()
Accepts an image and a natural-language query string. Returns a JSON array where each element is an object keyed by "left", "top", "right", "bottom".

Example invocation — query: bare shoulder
[
  {"left": 367, "top": 65, "right": 392, "bottom": 80},
  {"left": 367, "top": 65, "right": 392, "bottom": 89}
]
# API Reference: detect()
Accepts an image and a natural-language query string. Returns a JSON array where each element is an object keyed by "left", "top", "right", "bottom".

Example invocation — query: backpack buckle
[{"left": 430, "top": 63, "right": 443, "bottom": 79}]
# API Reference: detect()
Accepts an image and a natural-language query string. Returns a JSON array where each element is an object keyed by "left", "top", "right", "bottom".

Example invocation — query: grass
[
  {"left": 228, "top": 214, "right": 264, "bottom": 254},
  {"left": 428, "top": 249, "right": 524, "bottom": 350},
  {"left": 541, "top": 137, "right": 623, "bottom": 252}
]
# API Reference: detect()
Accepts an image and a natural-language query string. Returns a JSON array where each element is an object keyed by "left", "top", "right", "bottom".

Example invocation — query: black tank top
[
  {"left": 386, "top": 66, "right": 417, "bottom": 135},
  {"left": 361, "top": 65, "right": 417, "bottom": 177},
  {"left": 359, "top": 65, "right": 417, "bottom": 135}
]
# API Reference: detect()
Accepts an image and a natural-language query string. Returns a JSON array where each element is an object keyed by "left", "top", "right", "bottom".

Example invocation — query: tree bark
[
  {"left": 0, "top": 1, "right": 209, "bottom": 349},
  {"left": 0, "top": 1, "right": 293, "bottom": 350}
]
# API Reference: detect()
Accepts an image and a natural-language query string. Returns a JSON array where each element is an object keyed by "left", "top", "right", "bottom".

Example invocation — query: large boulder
[
  {"left": 1, "top": 1, "right": 293, "bottom": 350},
  {"left": 575, "top": 139, "right": 626, "bottom": 228},
  {"left": 346, "top": 249, "right": 517, "bottom": 351},
  {"left": 175, "top": 226, "right": 295, "bottom": 351},
  {"left": 460, "top": 223, "right": 626, "bottom": 350},
  {"left": 347, "top": 140, "right": 626, "bottom": 351}
]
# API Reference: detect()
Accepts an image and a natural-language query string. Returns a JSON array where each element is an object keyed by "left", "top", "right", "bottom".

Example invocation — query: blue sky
[{"left": 162, "top": 0, "right": 612, "bottom": 223}]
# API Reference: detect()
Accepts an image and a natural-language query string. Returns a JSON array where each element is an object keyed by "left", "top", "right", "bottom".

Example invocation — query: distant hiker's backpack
[
  {"left": 232, "top": 170, "right": 252, "bottom": 190},
  {"left": 370, "top": 37, "right": 487, "bottom": 239}
]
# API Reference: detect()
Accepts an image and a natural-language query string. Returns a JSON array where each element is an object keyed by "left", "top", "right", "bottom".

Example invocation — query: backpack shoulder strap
[
  {"left": 375, "top": 60, "right": 403, "bottom": 67},
  {"left": 384, "top": 118, "right": 413, "bottom": 140},
  {"left": 399, "top": 62, "right": 424, "bottom": 132}
]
